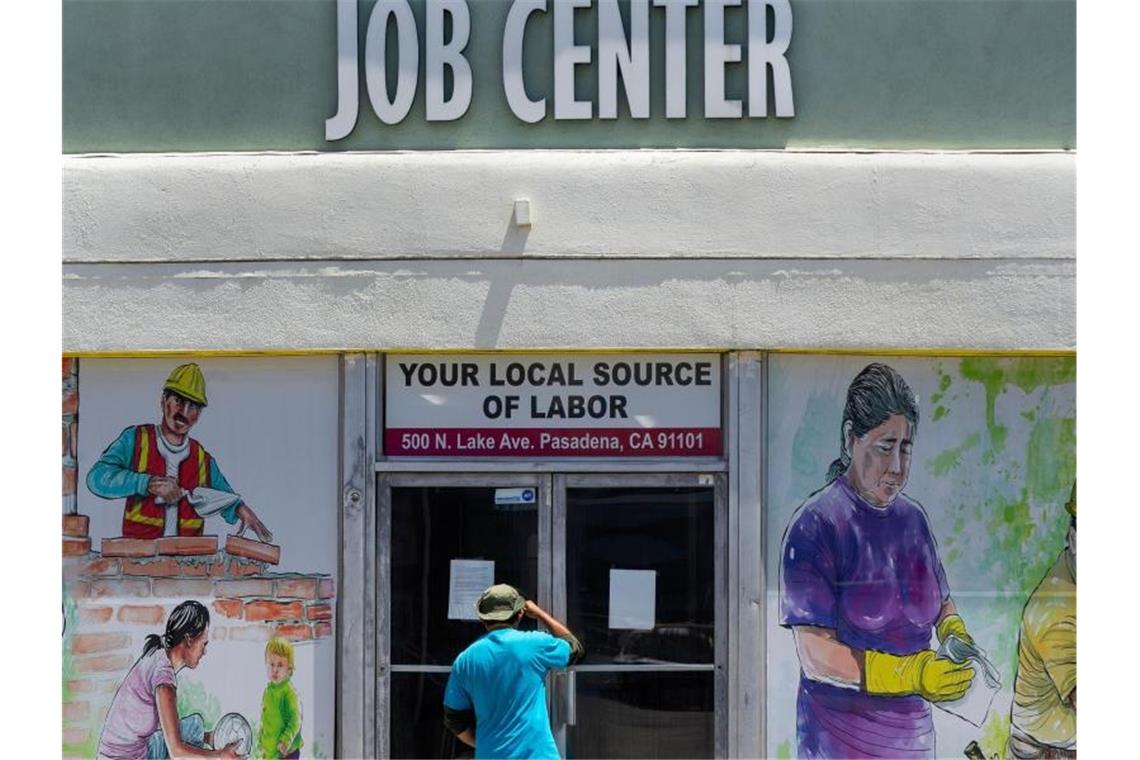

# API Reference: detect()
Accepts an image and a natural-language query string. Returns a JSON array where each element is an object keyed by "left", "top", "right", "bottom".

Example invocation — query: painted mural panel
[
  {"left": 62, "top": 357, "right": 339, "bottom": 759},
  {"left": 765, "top": 355, "right": 1075, "bottom": 759}
]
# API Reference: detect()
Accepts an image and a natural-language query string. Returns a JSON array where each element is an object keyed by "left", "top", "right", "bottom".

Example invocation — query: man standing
[
  {"left": 443, "top": 584, "right": 583, "bottom": 759},
  {"left": 1009, "top": 483, "right": 1076, "bottom": 759},
  {"left": 87, "top": 363, "right": 273, "bottom": 542}
]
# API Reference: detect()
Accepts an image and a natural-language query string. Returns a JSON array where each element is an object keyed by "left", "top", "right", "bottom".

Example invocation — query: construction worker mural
[{"left": 87, "top": 363, "right": 274, "bottom": 542}]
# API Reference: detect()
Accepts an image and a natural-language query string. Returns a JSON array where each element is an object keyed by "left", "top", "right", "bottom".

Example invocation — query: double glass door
[{"left": 382, "top": 473, "right": 725, "bottom": 759}]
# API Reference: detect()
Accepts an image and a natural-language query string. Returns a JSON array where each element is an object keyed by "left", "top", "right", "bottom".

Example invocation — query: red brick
[
  {"left": 314, "top": 621, "right": 333, "bottom": 638},
  {"left": 227, "top": 558, "right": 265, "bottom": 577},
  {"left": 72, "top": 632, "right": 131, "bottom": 655},
  {"left": 63, "top": 387, "right": 79, "bottom": 415},
  {"left": 67, "top": 580, "right": 90, "bottom": 599},
  {"left": 90, "top": 578, "right": 151, "bottom": 599},
  {"left": 306, "top": 603, "right": 333, "bottom": 622},
  {"left": 63, "top": 727, "right": 90, "bottom": 746},
  {"left": 75, "top": 653, "right": 133, "bottom": 674},
  {"left": 156, "top": 536, "right": 218, "bottom": 556},
  {"left": 213, "top": 599, "right": 243, "bottom": 619},
  {"left": 63, "top": 422, "right": 71, "bottom": 458},
  {"left": 70, "top": 421, "right": 78, "bottom": 458},
  {"left": 63, "top": 700, "right": 90, "bottom": 721},
  {"left": 124, "top": 557, "right": 212, "bottom": 577},
  {"left": 118, "top": 604, "right": 166, "bottom": 625},
  {"left": 214, "top": 579, "right": 274, "bottom": 597},
  {"left": 120, "top": 558, "right": 178, "bottom": 577},
  {"left": 63, "top": 537, "right": 92, "bottom": 557},
  {"left": 102, "top": 538, "right": 157, "bottom": 558},
  {"left": 66, "top": 679, "right": 98, "bottom": 694},
  {"left": 274, "top": 623, "right": 313, "bottom": 641},
  {"left": 225, "top": 534, "right": 280, "bottom": 564},
  {"left": 152, "top": 578, "right": 212, "bottom": 598},
  {"left": 62, "top": 466, "right": 78, "bottom": 496},
  {"left": 65, "top": 556, "right": 120, "bottom": 582},
  {"left": 318, "top": 577, "right": 336, "bottom": 599},
  {"left": 62, "top": 356, "right": 73, "bottom": 378},
  {"left": 77, "top": 606, "right": 114, "bottom": 624},
  {"left": 63, "top": 514, "right": 91, "bottom": 538},
  {"left": 276, "top": 577, "right": 318, "bottom": 599},
  {"left": 244, "top": 599, "right": 304, "bottom": 622}
]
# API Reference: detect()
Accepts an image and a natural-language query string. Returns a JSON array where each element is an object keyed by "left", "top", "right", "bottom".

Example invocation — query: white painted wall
[{"left": 62, "top": 150, "right": 1074, "bottom": 351}]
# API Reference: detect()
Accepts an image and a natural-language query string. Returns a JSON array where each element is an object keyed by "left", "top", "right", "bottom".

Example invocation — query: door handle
[{"left": 564, "top": 669, "right": 577, "bottom": 726}]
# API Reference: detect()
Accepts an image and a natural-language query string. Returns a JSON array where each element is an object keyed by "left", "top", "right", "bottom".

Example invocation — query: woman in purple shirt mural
[{"left": 779, "top": 363, "right": 976, "bottom": 759}]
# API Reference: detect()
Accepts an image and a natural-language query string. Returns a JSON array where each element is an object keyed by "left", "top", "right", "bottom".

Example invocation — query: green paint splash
[
  {"left": 926, "top": 433, "right": 980, "bottom": 477},
  {"left": 775, "top": 738, "right": 793, "bottom": 760},
  {"left": 176, "top": 677, "right": 222, "bottom": 729}
]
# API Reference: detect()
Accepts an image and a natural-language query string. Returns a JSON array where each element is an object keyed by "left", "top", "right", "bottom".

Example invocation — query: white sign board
[
  {"left": 609, "top": 569, "right": 656, "bottom": 630},
  {"left": 448, "top": 559, "right": 495, "bottom": 620},
  {"left": 385, "top": 353, "right": 721, "bottom": 457}
]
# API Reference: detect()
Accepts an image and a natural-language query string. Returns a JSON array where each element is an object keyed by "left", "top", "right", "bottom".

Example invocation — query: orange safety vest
[{"left": 122, "top": 424, "right": 213, "bottom": 538}]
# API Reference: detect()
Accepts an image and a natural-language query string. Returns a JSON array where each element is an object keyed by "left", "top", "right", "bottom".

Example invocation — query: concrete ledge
[
  {"left": 63, "top": 257, "right": 1074, "bottom": 351},
  {"left": 63, "top": 150, "right": 1074, "bottom": 263}
]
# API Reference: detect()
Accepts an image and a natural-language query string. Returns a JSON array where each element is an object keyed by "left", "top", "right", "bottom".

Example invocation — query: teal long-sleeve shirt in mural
[
  {"left": 259, "top": 679, "right": 303, "bottom": 758},
  {"left": 86, "top": 425, "right": 241, "bottom": 525}
]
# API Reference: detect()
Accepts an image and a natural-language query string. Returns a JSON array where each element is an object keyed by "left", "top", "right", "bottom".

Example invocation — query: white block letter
[
  {"left": 554, "top": 0, "right": 592, "bottom": 120},
  {"left": 503, "top": 0, "right": 547, "bottom": 123},
  {"left": 653, "top": 0, "right": 698, "bottom": 119},
  {"left": 748, "top": 0, "right": 794, "bottom": 117},
  {"left": 599, "top": 0, "right": 649, "bottom": 119},
  {"left": 427, "top": 0, "right": 473, "bottom": 121},
  {"left": 704, "top": 0, "right": 742, "bottom": 119},
  {"left": 326, "top": 0, "right": 360, "bottom": 140},
  {"left": 364, "top": 0, "right": 419, "bottom": 125}
]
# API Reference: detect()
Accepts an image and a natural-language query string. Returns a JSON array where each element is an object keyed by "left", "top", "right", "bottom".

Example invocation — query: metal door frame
[
  {"left": 343, "top": 351, "right": 766, "bottom": 759},
  {"left": 552, "top": 472, "right": 729, "bottom": 759},
  {"left": 377, "top": 472, "right": 553, "bottom": 759}
]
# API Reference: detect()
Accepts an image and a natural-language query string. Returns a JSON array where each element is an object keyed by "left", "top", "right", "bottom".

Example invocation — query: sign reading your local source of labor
[{"left": 385, "top": 353, "right": 721, "bottom": 456}]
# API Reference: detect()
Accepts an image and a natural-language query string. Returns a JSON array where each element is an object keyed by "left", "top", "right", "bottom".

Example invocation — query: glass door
[
  {"left": 382, "top": 474, "right": 550, "bottom": 759},
  {"left": 553, "top": 474, "right": 726, "bottom": 759},
  {"left": 379, "top": 472, "right": 725, "bottom": 759}
]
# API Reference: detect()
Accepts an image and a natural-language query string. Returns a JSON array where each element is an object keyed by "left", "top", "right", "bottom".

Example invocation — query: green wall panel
[{"left": 63, "top": 0, "right": 1075, "bottom": 153}]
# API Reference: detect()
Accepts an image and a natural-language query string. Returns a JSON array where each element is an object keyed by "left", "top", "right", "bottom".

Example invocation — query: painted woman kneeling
[{"left": 98, "top": 600, "right": 243, "bottom": 759}]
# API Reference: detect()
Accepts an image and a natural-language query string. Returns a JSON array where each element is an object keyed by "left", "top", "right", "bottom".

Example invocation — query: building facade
[{"left": 63, "top": 1, "right": 1075, "bottom": 758}]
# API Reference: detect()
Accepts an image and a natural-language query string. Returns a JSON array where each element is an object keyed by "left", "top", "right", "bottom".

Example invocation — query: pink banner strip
[{"left": 385, "top": 427, "right": 722, "bottom": 457}]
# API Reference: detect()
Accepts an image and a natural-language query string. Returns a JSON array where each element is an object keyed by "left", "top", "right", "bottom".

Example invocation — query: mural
[
  {"left": 62, "top": 357, "right": 339, "bottom": 759},
  {"left": 766, "top": 355, "right": 1076, "bottom": 759}
]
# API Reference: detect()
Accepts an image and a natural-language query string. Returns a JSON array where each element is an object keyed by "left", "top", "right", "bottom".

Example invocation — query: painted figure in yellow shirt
[{"left": 1009, "top": 483, "right": 1076, "bottom": 759}]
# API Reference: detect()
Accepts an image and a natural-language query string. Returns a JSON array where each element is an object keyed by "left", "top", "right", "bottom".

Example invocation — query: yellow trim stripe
[
  {"left": 64, "top": 347, "right": 1075, "bottom": 359},
  {"left": 197, "top": 448, "right": 208, "bottom": 485},
  {"left": 138, "top": 426, "right": 150, "bottom": 472},
  {"left": 125, "top": 502, "right": 164, "bottom": 528}
]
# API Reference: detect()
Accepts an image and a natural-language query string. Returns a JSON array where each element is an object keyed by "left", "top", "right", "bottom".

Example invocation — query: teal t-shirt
[{"left": 443, "top": 628, "right": 571, "bottom": 759}]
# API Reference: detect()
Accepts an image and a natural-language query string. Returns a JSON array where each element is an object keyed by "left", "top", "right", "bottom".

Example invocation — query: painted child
[{"left": 258, "top": 637, "right": 303, "bottom": 759}]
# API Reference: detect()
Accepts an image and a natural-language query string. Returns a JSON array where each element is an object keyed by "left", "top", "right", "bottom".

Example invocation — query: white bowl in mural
[{"left": 212, "top": 712, "right": 252, "bottom": 756}]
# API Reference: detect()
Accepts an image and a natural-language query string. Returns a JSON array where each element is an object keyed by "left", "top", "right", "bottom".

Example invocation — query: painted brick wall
[{"left": 62, "top": 548, "right": 335, "bottom": 757}]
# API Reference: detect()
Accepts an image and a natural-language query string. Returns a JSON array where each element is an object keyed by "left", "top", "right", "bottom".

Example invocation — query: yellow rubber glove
[
  {"left": 936, "top": 613, "right": 974, "bottom": 646},
  {"left": 865, "top": 649, "right": 974, "bottom": 702}
]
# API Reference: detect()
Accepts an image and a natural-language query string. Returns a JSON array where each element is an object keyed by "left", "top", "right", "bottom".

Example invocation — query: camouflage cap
[{"left": 475, "top": 583, "right": 526, "bottom": 622}]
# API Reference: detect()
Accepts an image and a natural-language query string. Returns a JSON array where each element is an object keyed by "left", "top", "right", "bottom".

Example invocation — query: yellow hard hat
[
  {"left": 163, "top": 363, "right": 208, "bottom": 406},
  {"left": 1064, "top": 482, "right": 1075, "bottom": 518}
]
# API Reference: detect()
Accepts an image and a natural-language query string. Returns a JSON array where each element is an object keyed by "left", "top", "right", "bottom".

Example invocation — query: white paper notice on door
[
  {"left": 609, "top": 569, "right": 656, "bottom": 630},
  {"left": 448, "top": 559, "right": 495, "bottom": 620}
]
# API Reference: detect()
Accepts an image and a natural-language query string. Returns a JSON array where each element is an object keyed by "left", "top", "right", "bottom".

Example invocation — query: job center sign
[
  {"left": 385, "top": 354, "right": 722, "bottom": 456},
  {"left": 327, "top": 0, "right": 794, "bottom": 139}
]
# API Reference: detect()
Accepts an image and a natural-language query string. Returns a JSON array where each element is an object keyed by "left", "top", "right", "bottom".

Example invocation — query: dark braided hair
[
  {"left": 141, "top": 600, "right": 210, "bottom": 658},
  {"left": 827, "top": 363, "right": 920, "bottom": 483}
]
